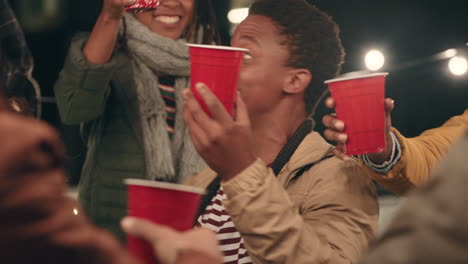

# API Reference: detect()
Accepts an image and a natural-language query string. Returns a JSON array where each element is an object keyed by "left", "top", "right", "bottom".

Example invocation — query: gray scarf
[{"left": 122, "top": 14, "right": 205, "bottom": 183}]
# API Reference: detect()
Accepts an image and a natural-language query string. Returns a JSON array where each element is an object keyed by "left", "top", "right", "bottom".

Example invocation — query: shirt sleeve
[{"left": 358, "top": 110, "right": 468, "bottom": 195}]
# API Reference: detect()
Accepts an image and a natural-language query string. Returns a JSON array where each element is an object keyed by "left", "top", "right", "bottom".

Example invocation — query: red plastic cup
[
  {"left": 325, "top": 72, "right": 389, "bottom": 156},
  {"left": 124, "top": 179, "right": 205, "bottom": 264},
  {"left": 125, "top": 0, "right": 160, "bottom": 12},
  {"left": 187, "top": 44, "right": 248, "bottom": 116}
]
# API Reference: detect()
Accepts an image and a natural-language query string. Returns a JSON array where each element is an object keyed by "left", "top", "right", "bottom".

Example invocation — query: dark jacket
[
  {"left": 359, "top": 129, "right": 468, "bottom": 264},
  {"left": 54, "top": 34, "right": 146, "bottom": 240}
]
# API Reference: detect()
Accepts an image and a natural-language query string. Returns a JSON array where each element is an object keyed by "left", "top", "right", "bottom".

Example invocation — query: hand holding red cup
[
  {"left": 324, "top": 73, "right": 389, "bottom": 156},
  {"left": 322, "top": 97, "right": 395, "bottom": 161},
  {"left": 187, "top": 44, "right": 248, "bottom": 116},
  {"left": 124, "top": 179, "right": 205, "bottom": 264}
]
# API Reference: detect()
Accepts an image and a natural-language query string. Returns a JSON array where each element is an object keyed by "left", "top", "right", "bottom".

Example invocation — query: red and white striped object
[{"left": 197, "top": 187, "right": 252, "bottom": 264}]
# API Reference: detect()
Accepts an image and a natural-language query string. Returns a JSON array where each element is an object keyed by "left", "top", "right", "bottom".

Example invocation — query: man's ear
[{"left": 282, "top": 69, "right": 312, "bottom": 94}]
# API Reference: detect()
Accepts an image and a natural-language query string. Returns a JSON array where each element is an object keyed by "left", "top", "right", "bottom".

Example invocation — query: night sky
[
  {"left": 10, "top": 0, "right": 468, "bottom": 183},
  {"left": 310, "top": 0, "right": 468, "bottom": 137}
]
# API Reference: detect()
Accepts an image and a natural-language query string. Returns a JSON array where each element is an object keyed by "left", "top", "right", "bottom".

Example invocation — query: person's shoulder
[
  {"left": 315, "top": 155, "right": 366, "bottom": 178},
  {"left": 299, "top": 155, "right": 374, "bottom": 193},
  {"left": 461, "top": 109, "right": 468, "bottom": 124},
  {"left": 292, "top": 154, "right": 378, "bottom": 220},
  {"left": 290, "top": 131, "right": 370, "bottom": 186}
]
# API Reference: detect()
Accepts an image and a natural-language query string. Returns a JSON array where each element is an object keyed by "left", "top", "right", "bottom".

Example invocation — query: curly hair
[{"left": 250, "top": 0, "right": 345, "bottom": 116}]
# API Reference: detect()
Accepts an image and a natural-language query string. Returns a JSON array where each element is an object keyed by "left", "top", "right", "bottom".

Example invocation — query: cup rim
[
  {"left": 124, "top": 178, "right": 206, "bottom": 195},
  {"left": 187, "top": 43, "right": 249, "bottom": 52},
  {"left": 324, "top": 72, "right": 389, "bottom": 84}
]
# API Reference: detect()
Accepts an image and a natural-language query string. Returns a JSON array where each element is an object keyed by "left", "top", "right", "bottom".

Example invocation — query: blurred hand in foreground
[{"left": 121, "top": 217, "right": 222, "bottom": 264}]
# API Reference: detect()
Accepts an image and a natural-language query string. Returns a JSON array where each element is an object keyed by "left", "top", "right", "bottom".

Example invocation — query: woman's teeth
[{"left": 155, "top": 16, "right": 180, "bottom": 24}]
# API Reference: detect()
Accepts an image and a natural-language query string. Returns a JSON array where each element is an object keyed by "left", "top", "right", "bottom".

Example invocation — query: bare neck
[{"left": 250, "top": 100, "right": 307, "bottom": 165}]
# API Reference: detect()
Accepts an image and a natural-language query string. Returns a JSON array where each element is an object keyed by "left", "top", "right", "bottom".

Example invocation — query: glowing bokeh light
[
  {"left": 365, "top": 50, "right": 385, "bottom": 71},
  {"left": 448, "top": 56, "right": 468, "bottom": 76}
]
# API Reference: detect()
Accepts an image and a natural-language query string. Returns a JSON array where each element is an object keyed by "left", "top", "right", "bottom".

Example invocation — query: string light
[
  {"left": 365, "top": 50, "right": 385, "bottom": 71},
  {"left": 448, "top": 56, "right": 468, "bottom": 76}
]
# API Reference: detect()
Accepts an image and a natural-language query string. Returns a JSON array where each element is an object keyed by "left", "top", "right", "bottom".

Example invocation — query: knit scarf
[{"left": 122, "top": 14, "right": 206, "bottom": 182}]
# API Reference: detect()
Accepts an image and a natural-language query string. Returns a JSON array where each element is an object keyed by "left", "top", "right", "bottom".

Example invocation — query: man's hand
[
  {"left": 121, "top": 217, "right": 222, "bottom": 264},
  {"left": 322, "top": 97, "right": 395, "bottom": 163},
  {"left": 183, "top": 83, "right": 256, "bottom": 180}
]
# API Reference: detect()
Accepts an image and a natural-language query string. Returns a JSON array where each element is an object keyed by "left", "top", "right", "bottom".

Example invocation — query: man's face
[{"left": 231, "top": 15, "right": 291, "bottom": 116}]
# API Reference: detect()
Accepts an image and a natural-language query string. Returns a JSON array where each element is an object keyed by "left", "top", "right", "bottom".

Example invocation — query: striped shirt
[
  {"left": 197, "top": 187, "right": 252, "bottom": 264},
  {"left": 158, "top": 76, "right": 176, "bottom": 138}
]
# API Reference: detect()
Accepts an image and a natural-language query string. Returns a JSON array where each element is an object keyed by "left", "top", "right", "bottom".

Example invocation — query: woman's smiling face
[{"left": 133, "top": 0, "right": 195, "bottom": 40}]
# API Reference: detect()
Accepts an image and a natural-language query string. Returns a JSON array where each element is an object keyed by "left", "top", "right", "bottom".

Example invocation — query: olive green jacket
[{"left": 54, "top": 34, "right": 148, "bottom": 240}]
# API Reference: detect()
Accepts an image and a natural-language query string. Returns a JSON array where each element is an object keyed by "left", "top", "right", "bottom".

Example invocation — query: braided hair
[
  {"left": 184, "top": 0, "right": 220, "bottom": 44},
  {"left": 249, "top": 0, "right": 345, "bottom": 117}
]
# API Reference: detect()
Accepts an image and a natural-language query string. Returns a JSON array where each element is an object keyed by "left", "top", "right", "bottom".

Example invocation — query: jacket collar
[
  {"left": 278, "top": 132, "right": 334, "bottom": 186},
  {"left": 185, "top": 131, "right": 334, "bottom": 188}
]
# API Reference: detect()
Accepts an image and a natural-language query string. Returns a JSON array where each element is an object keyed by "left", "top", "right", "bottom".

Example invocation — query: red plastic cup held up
[
  {"left": 124, "top": 179, "right": 205, "bottom": 264},
  {"left": 325, "top": 72, "right": 389, "bottom": 156},
  {"left": 187, "top": 44, "right": 247, "bottom": 116}
]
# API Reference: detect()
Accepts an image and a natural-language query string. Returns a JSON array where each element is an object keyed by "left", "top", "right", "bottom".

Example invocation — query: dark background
[{"left": 9, "top": 0, "right": 468, "bottom": 185}]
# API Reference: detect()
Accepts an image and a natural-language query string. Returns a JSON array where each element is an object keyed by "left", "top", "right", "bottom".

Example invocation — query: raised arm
[
  {"left": 53, "top": 1, "right": 134, "bottom": 124},
  {"left": 84, "top": 0, "right": 135, "bottom": 64},
  {"left": 365, "top": 110, "right": 468, "bottom": 194},
  {"left": 323, "top": 94, "right": 468, "bottom": 194}
]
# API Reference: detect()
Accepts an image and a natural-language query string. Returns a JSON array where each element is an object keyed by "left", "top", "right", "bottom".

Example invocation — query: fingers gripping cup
[
  {"left": 187, "top": 44, "right": 248, "bottom": 116},
  {"left": 124, "top": 179, "right": 205, "bottom": 264},
  {"left": 125, "top": 0, "right": 160, "bottom": 12},
  {"left": 325, "top": 72, "right": 389, "bottom": 156}
]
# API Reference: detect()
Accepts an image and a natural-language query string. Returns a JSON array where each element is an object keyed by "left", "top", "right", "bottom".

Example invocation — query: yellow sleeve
[{"left": 360, "top": 110, "right": 468, "bottom": 195}]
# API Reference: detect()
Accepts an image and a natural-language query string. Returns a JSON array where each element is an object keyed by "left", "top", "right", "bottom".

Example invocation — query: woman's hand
[
  {"left": 102, "top": 0, "right": 136, "bottom": 20},
  {"left": 83, "top": 0, "right": 136, "bottom": 64}
]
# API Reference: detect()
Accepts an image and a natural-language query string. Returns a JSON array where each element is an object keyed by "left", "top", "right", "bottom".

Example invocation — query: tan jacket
[
  {"left": 186, "top": 132, "right": 379, "bottom": 264},
  {"left": 360, "top": 110, "right": 468, "bottom": 195}
]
